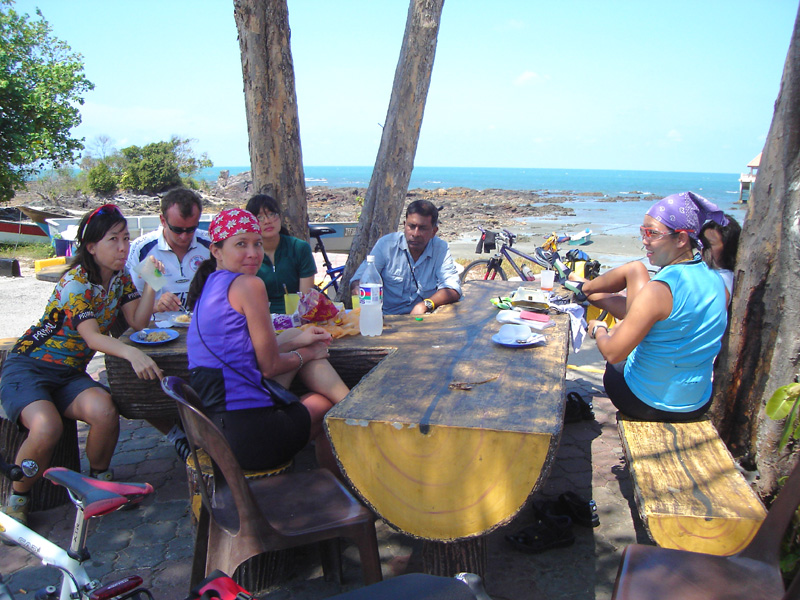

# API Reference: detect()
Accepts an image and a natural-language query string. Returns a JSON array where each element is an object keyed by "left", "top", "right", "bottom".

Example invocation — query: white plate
[
  {"left": 169, "top": 314, "right": 192, "bottom": 327},
  {"left": 491, "top": 333, "right": 546, "bottom": 348},
  {"left": 130, "top": 328, "right": 180, "bottom": 345}
]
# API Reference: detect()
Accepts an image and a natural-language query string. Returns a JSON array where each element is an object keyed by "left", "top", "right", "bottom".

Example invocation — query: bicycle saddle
[
  {"left": 44, "top": 467, "right": 154, "bottom": 518},
  {"left": 309, "top": 224, "right": 337, "bottom": 237}
]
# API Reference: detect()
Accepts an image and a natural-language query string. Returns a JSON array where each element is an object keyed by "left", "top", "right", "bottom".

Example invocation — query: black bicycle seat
[
  {"left": 309, "top": 224, "right": 337, "bottom": 237},
  {"left": 44, "top": 467, "right": 154, "bottom": 518}
]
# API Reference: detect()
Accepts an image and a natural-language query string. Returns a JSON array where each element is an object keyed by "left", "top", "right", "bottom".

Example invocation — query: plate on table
[
  {"left": 491, "top": 333, "right": 546, "bottom": 348},
  {"left": 169, "top": 313, "right": 192, "bottom": 327},
  {"left": 130, "top": 328, "right": 180, "bottom": 345}
]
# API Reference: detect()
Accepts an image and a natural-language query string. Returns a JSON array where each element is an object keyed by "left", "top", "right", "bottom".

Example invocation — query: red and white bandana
[{"left": 209, "top": 208, "right": 261, "bottom": 243}]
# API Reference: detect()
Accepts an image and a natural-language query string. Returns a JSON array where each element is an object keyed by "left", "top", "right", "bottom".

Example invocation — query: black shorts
[
  {"left": 0, "top": 353, "right": 107, "bottom": 426},
  {"left": 209, "top": 402, "right": 311, "bottom": 471},
  {"left": 603, "top": 361, "right": 711, "bottom": 422}
]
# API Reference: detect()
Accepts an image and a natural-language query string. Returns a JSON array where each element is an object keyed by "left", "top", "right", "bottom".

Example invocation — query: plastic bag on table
[{"left": 298, "top": 288, "right": 340, "bottom": 322}]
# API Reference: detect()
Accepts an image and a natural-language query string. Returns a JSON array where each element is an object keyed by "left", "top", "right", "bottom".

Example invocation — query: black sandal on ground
[
  {"left": 556, "top": 491, "right": 600, "bottom": 528},
  {"left": 505, "top": 514, "right": 575, "bottom": 554},
  {"left": 564, "top": 392, "right": 594, "bottom": 423}
]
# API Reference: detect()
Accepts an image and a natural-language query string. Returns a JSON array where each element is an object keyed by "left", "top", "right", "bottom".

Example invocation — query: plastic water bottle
[
  {"left": 359, "top": 255, "right": 383, "bottom": 337},
  {"left": 522, "top": 265, "right": 535, "bottom": 281}
]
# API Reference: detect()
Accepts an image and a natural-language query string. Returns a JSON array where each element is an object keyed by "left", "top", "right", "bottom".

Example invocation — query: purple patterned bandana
[{"left": 646, "top": 191, "right": 728, "bottom": 240}]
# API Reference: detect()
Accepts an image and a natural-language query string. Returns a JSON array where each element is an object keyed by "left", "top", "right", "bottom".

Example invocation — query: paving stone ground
[{"left": 2, "top": 342, "right": 647, "bottom": 600}]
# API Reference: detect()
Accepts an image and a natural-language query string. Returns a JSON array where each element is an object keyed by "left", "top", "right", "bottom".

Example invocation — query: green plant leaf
[
  {"left": 779, "top": 397, "right": 800, "bottom": 449},
  {"left": 767, "top": 384, "right": 800, "bottom": 419}
]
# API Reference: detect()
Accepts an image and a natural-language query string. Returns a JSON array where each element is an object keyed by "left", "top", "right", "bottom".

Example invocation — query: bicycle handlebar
[{"left": 0, "top": 454, "right": 38, "bottom": 482}]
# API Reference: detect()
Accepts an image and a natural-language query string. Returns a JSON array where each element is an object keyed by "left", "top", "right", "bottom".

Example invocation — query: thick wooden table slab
[
  {"left": 325, "top": 281, "right": 570, "bottom": 541},
  {"left": 105, "top": 282, "right": 570, "bottom": 545}
]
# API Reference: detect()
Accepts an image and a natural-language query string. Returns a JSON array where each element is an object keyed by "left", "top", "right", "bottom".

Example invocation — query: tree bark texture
[
  {"left": 709, "top": 6, "right": 800, "bottom": 497},
  {"left": 234, "top": 0, "right": 308, "bottom": 239},
  {"left": 338, "top": 0, "right": 445, "bottom": 298}
]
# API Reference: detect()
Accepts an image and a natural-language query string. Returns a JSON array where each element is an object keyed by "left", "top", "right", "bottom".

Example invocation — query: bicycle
[
  {"left": 461, "top": 227, "right": 562, "bottom": 283},
  {"left": 0, "top": 454, "right": 155, "bottom": 600},
  {"left": 309, "top": 223, "right": 345, "bottom": 297}
]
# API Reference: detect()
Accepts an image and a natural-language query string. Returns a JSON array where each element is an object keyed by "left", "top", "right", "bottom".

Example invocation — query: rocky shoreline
[{"left": 9, "top": 170, "right": 651, "bottom": 247}]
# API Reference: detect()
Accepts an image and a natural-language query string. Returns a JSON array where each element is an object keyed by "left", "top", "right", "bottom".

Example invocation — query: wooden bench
[{"left": 617, "top": 414, "right": 767, "bottom": 556}]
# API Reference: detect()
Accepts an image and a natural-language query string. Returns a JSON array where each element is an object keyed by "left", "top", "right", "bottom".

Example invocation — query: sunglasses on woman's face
[
  {"left": 640, "top": 226, "right": 694, "bottom": 240},
  {"left": 86, "top": 204, "right": 123, "bottom": 226},
  {"left": 257, "top": 211, "right": 280, "bottom": 223}
]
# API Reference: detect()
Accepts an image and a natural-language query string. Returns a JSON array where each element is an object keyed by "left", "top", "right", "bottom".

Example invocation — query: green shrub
[{"left": 87, "top": 162, "right": 117, "bottom": 195}]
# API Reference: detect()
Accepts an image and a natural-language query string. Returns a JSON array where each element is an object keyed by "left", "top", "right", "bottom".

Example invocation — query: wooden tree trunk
[
  {"left": 234, "top": 0, "right": 308, "bottom": 240},
  {"left": 709, "top": 5, "right": 800, "bottom": 497},
  {"left": 338, "top": 0, "right": 445, "bottom": 299}
]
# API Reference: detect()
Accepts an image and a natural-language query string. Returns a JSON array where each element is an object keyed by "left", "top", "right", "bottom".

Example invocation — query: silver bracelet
[{"left": 290, "top": 350, "right": 303, "bottom": 369}]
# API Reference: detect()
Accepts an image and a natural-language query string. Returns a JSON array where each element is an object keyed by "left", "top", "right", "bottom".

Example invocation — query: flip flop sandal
[
  {"left": 505, "top": 514, "right": 575, "bottom": 554},
  {"left": 557, "top": 491, "right": 600, "bottom": 528},
  {"left": 564, "top": 392, "right": 594, "bottom": 423}
]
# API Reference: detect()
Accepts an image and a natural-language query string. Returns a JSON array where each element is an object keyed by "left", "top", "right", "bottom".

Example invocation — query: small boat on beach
[
  {"left": 0, "top": 208, "right": 50, "bottom": 244},
  {"left": 567, "top": 228, "right": 593, "bottom": 246}
]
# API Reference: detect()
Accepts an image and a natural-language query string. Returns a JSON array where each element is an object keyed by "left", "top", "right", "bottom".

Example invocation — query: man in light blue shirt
[{"left": 350, "top": 200, "right": 462, "bottom": 315}]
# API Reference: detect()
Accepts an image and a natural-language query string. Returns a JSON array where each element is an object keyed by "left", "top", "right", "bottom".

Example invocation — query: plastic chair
[
  {"left": 160, "top": 377, "right": 382, "bottom": 588},
  {"left": 612, "top": 457, "right": 800, "bottom": 600}
]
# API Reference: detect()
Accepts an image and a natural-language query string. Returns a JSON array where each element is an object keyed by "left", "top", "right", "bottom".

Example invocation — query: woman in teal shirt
[{"left": 245, "top": 194, "right": 317, "bottom": 314}]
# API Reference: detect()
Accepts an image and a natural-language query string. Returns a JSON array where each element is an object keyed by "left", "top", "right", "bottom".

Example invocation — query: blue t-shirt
[{"left": 624, "top": 259, "right": 727, "bottom": 412}]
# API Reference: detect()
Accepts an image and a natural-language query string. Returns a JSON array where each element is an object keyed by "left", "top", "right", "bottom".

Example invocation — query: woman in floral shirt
[{"left": 1, "top": 205, "right": 162, "bottom": 526}]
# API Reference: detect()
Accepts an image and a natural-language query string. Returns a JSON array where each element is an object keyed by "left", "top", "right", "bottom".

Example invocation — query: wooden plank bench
[{"left": 617, "top": 414, "right": 767, "bottom": 556}]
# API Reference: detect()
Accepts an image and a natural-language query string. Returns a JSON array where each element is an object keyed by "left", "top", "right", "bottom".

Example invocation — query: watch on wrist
[
  {"left": 424, "top": 298, "right": 435, "bottom": 312},
  {"left": 591, "top": 323, "right": 608, "bottom": 339}
]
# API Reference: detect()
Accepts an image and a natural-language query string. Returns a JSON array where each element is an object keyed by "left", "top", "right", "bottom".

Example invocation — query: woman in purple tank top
[{"left": 186, "top": 209, "right": 348, "bottom": 472}]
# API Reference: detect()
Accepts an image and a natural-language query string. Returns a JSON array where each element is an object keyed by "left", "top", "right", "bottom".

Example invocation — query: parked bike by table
[{"left": 0, "top": 454, "right": 154, "bottom": 600}]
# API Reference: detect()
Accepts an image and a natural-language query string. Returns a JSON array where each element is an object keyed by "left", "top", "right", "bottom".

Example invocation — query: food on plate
[
  {"left": 174, "top": 313, "right": 191, "bottom": 323},
  {"left": 143, "top": 331, "right": 171, "bottom": 342}
]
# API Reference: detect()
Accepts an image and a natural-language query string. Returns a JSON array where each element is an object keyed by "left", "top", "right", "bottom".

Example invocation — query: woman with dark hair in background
[
  {"left": 699, "top": 214, "right": 741, "bottom": 306},
  {"left": 245, "top": 194, "right": 317, "bottom": 314},
  {"left": 0, "top": 205, "right": 162, "bottom": 526}
]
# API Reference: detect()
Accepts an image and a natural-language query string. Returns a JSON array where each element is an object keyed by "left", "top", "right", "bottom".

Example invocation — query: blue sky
[{"left": 12, "top": 0, "right": 799, "bottom": 174}]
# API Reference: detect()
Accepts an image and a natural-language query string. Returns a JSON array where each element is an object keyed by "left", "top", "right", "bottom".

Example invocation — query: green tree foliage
[
  {"left": 0, "top": 0, "right": 94, "bottom": 202},
  {"left": 87, "top": 161, "right": 116, "bottom": 195},
  {"left": 84, "top": 135, "right": 212, "bottom": 194}
]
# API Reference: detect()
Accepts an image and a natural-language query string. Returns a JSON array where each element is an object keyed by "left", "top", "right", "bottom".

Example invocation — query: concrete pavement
[{"left": 1, "top": 342, "right": 646, "bottom": 600}]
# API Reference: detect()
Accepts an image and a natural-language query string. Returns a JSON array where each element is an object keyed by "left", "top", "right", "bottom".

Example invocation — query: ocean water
[{"left": 201, "top": 165, "right": 748, "bottom": 239}]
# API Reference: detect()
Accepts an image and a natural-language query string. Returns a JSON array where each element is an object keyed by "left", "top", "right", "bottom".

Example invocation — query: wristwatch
[
  {"left": 423, "top": 299, "right": 436, "bottom": 312},
  {"left": 591, "top": 323, "right": 608, "bottom": 339}
]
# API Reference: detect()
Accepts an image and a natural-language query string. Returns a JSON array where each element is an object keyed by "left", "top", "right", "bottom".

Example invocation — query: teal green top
[{"left": 255, "top": 234, "right": 317, "bottom": 314}]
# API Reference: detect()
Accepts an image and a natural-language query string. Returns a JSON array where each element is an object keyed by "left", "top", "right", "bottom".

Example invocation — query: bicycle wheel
[{"left": 460, "top": 260, "right": 507, "bottom": 283}]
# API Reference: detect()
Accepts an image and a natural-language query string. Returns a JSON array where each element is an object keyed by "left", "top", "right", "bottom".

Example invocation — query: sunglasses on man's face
[{"left": 165, "top": 221, "right": 199, "bottom": 235}]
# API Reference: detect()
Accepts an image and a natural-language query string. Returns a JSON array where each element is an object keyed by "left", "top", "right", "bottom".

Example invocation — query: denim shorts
[{"left": 0, "top": 353, "right": 106, "bottom": 426}]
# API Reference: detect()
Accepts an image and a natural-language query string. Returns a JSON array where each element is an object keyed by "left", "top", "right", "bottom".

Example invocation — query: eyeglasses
[
  {"left": 640, "top": 226, "right": 694, "bottom": 241},
  {"left": 86, "top": 204, "right": 123, "bottom": 226},
  {"left": 257, "top": 211, "right": 280, "bottom": 223},
  {"left": 165, "top": 221, "right": 199, "bottom": 235}
]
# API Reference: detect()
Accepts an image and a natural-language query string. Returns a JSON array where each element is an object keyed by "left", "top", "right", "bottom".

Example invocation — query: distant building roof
[{"left": 747, "top": 152, "right": 762, "bottom": 169}]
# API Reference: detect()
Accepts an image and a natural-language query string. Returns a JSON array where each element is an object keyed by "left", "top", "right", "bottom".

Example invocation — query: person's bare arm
[{"left": 590, "top": 280, "right": 673, "bottom": 364}]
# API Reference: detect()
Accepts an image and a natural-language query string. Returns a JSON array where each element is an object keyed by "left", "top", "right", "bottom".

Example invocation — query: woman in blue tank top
[
  {"left": 563, "top": 192, "right": 729, "bottom": 421},
  {"left": 186, "top": 209, "right": 348, "bottom": 471}
]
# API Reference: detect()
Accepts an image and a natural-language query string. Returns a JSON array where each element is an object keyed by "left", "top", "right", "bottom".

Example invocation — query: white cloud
[
  {"left": 666, "top": 129, "right": 683, "bottom": 143},
  {"left": 514, "top": 71, "right": 546, "bottom": 86}
]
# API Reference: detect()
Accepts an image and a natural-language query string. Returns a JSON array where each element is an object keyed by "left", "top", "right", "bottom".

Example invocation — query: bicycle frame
[
  {"left": 0, "top": 510, "right": 93, "bottom": 599},
  {"left": 496, "top": 244, "right": 541, "bottom": 280}
]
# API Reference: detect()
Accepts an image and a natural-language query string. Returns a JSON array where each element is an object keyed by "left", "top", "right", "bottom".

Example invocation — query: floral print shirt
[{"left": 12, "top": 265, "right": 140, "bottom": 371}]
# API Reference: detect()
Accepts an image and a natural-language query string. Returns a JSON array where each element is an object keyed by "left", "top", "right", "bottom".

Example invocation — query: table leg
[{"left": 421, "top": 537, "right": 487, "bottom": 578}]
